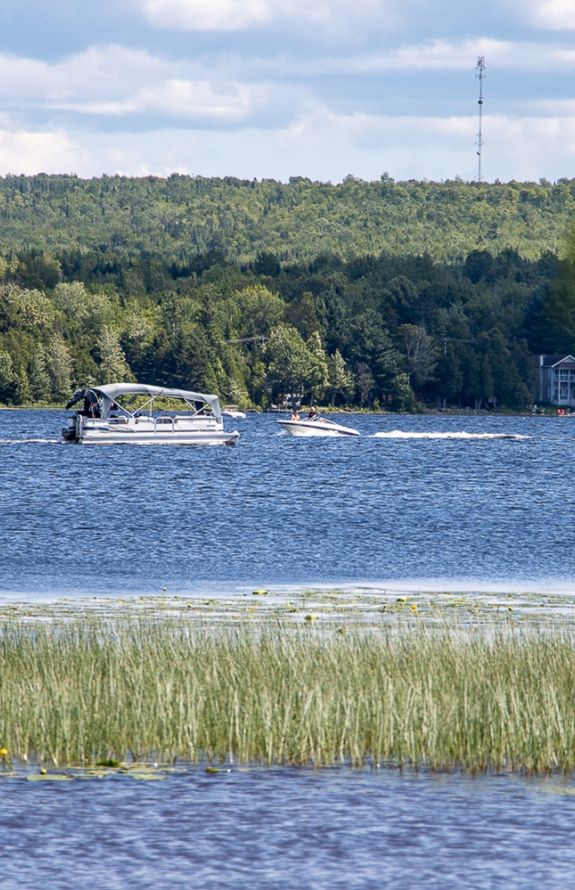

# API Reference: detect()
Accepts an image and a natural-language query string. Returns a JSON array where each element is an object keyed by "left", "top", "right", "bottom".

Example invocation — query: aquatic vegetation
[
  {"left": 0, "top": 745, "right": 10, "bottom": 771},
  {"left": 1, "top": 618, "right": 575, "bottom": 773}
]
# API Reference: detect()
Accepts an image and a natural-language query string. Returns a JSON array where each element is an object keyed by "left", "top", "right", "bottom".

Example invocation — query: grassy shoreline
[{"left": 2, "top": 605, "right": 575, "bottom": 774}]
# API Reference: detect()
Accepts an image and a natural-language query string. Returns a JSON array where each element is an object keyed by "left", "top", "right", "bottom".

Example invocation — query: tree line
[{"left": 0, "top": 240, "right": 571, "bottom": 411}]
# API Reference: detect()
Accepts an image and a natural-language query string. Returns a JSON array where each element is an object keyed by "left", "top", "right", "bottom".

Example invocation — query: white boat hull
[
  {"left": 62, "top": 416, "right": 239, "bottom": 446},
  {"left": 277, "top": 418, "right": 359, "bottom": 438}
]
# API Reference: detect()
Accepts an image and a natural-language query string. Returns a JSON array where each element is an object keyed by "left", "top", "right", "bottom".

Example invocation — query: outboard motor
[{"left": 61, "top": 411, "right": 84, "bottom": 443}]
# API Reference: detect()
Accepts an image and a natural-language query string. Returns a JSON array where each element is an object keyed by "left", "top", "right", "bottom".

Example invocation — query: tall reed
[{"left": 1, "top": 620, "right": 575, "bottom": 772}]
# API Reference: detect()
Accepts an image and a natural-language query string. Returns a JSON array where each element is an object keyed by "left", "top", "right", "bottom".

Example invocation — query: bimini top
[
  {"left": 95, "top": 382, "right": 220, "bottom": 404},
  {"left": 66, "top": 382, "right": 223, "bottom": 420}
]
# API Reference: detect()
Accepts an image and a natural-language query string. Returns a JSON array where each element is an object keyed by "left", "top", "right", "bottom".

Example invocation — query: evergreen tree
[{"left": 328, "top": 350, "right": 354, "bottom": 406}]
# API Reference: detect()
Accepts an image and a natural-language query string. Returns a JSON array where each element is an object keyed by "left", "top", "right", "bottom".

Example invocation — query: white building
[{"left": 537, "top": 354, "right": 575, "bottom": 407}]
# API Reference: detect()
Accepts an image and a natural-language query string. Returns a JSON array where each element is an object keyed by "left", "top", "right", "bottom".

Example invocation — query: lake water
[
  {"left": 1, "top": 409, "right": 574, "bottom": 596},
  {"left": 2, "top": 766, "right": 575, "bottom": 890},
  {"left": 2, "top": 408, "right": 575, "bottom": 889}
]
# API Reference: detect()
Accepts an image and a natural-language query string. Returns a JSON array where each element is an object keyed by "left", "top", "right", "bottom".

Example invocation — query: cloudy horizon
[{"left": 1, "top": 0, "right": 575, "bottom": 183}]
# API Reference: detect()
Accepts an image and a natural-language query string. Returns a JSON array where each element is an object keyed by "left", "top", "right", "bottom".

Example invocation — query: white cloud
[
  {"left": 3, "top": 35, "right": 575, "bottom": 125},
  {"left": 297, "top": 38, "right": 575, "bottom": 75},
  {"left": 142, "top": 0, "right": 271, "bottom": 30},
  {"left": 272, "top": 109, "right": 575, "bottom": 182},
  {"left": 52, "top": 79, "right": 272, "bottom": 122},
  {"left": 391, "top": 38, "right": 575, "bottom": 72},
  {"left": 531, "top": 0, "right": 575, "bottom": 29},
  {"left": 0, "top": 46, "right": 292, "bottom": 125},
  {"left": 140, "top": 0, "right": 395, "bottom": 32},
  {"left": 3, "top": 18, "right": 575, "bottom": 185},
  {"left": 0, "top": 46, "right": 169, "bottom": 106},
  {"left": 2, "top": 108, "right": 575, "bottom": 183},
  {"left": 0, "top": 127, "right": 86, "bottom": 175}
]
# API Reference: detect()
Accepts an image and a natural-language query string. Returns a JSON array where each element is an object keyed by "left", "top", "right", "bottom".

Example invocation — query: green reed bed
[{"left": 1, "top": 619, "right": 575, "bottom": 773}]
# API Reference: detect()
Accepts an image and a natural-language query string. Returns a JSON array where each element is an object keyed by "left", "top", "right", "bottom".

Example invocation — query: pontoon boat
[{"left": 62, "top": 383, "right": 240, "bottom": 446}]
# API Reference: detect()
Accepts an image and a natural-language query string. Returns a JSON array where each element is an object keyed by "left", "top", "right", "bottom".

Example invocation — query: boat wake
[
  {"left": 371, "top": 431, "right": 529, "bottom": 440},
  {"left": 0, "top": 438, "right": 60, "bottom": 445}
]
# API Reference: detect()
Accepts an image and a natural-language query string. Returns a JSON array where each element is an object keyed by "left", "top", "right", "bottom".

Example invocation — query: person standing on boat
[
  {"left": 291, "top": 407, "right": 300, "bottom": 421},
  {"left": 83, "top": 389, "right": 101, "bottom": 418}
]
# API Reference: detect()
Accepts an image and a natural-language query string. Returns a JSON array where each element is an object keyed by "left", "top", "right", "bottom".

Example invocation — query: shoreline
[
  {"left": 0, "top": 404, "right": 561, "bottom": 417},
  {"left": 2, "top": 582, "right": 575, "bottom": 628}
]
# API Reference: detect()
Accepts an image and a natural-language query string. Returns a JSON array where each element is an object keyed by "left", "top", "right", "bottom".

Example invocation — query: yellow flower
[
  {"left": 0, "top": 747, "right": 8, "bottom": 757},
  {"left": 410, "top": 604, "right": 418, "bottom": 613}
]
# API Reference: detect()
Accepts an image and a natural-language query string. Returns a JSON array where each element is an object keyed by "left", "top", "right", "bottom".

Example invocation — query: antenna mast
[{"left": 475, "top": 56, "right": 486, "bottom": 182}]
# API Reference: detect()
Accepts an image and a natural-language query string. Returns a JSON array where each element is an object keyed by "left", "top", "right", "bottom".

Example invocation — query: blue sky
[{"left": 1, "top": 0, "right": 575, "bottom": 182}]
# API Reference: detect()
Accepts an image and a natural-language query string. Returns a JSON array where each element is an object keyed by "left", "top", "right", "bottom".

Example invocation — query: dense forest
[
  {"left": 0, "top": 173, "right": 574, "bottom": 263},
  {"left": 0, "top": 174, "right": 574, "bottom": 411}
]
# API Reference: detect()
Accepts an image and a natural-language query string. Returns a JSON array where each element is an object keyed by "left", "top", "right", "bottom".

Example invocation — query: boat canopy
[{"left": 65, "top": 383, "right": 223, "bottom": 420}]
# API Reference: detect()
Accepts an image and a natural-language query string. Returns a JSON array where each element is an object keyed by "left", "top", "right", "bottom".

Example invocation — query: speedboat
[
  {"left": 62, "top": 383, "right": 240, "bottom": 446},
  {"left": 277, "top": 414, "right": 360, "bottom": 437}
]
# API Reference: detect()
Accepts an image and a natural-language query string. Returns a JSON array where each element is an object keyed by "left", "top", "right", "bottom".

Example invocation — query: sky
[{"left": 1, "top": 0, "right": 575, "bottom": 183}]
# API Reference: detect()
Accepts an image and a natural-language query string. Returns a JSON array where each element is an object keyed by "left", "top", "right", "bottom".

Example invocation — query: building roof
[{"left": 539, "top": 354, "right": 575, "bottom": 369}]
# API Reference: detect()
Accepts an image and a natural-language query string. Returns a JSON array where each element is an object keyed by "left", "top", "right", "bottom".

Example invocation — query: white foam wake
[{"left": 371, "top": 431, "right": 529, "bottom": 440}]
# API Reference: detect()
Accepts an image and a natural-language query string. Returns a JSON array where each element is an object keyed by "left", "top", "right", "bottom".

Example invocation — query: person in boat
[
  {"left": 67, "top": 387, "right": 101, "bottom": 417},
  {"left": 84, "top": 390, "right": 101, "bottom": 418},
  {"left": 65, "top": 387, "right": 99, "bottom": 417},
  {"left": 307, "top": 406, "right": 319, "bottom": 420},
  {"left": 291, "top": 407, "right": 301, "bottom": 421}
]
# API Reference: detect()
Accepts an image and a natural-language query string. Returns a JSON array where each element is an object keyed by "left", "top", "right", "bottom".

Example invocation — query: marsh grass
[{"left": 2, "top": 619, "right": 575, "bottom": 772}]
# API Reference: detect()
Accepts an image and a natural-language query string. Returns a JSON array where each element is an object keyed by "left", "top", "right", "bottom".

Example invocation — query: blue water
[
  {"left": 0, "top": 409, "right": 572, "bottom": 596},
  {"left": 3, "top": 408, "right": 575, "bottom": 890},
  {"left": 2, "top": 766, "right": 575, "bottom": 890}
]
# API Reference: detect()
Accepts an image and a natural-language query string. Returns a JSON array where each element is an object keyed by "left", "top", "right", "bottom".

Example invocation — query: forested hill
[
  {"left": 1, "top": 173, "right": 574, "bottom": 263},
  {"left": 1, "top": 173, "right": 574, "bottom": 413}
]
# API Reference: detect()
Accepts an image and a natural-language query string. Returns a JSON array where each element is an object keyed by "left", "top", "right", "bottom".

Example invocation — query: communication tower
[{"left": 475, "top": 57, "right": 486, "bottom": 182}]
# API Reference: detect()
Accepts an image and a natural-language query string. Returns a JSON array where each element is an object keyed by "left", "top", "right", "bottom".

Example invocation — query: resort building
[{"left": 537, "top": 354, "right": 575, "bottom": 408}]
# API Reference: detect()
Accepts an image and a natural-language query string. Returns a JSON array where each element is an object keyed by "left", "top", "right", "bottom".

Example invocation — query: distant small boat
[
  {"left": 278, "top": 414, "right": 360, "bottom": 438},
  {"left": 222, "top": 405, "right": 247, "bottom": 419},
  {"left": 62, "top": 383, "right": 240, "bottom": 446}
]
